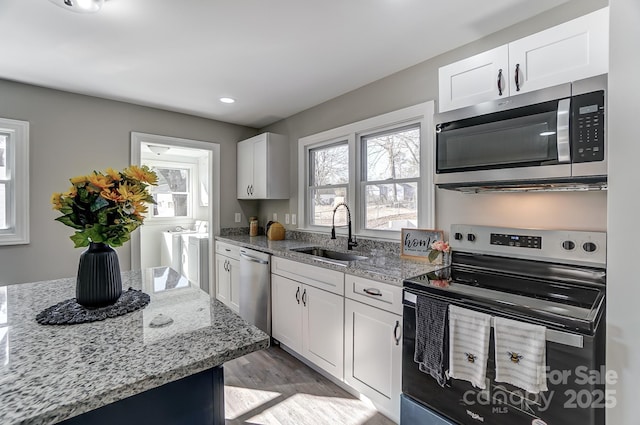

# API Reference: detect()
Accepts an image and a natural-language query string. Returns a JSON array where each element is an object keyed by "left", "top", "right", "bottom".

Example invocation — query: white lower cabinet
[
  {"left": 271, "top": 273, "right": 344, "bottom": 380},
  {"left": 271, "top": 273, "right": 303, "bottom": 352},
  {"left": 215, "top": 241, "right": 240, "bottom": 313},
  {"left": 344, "top": 276, "right": 403, "bottom": 423}
]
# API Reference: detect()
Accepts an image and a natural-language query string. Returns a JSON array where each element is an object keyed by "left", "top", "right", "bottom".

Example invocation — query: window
[
  {"left": 308, "top": 142, "right": 349, "bottom": 227},
  {"left": 298, "top": 102, "right": 434, "bottom": 239},
  {"left": 0, "top": 118, "right": 29, "bottom": 246},
  {"left": 148, "top": 165, "right": 191, "bottom": 218},
  {"left": 362, "top": 125, "right": 420, "bottom": 231}
]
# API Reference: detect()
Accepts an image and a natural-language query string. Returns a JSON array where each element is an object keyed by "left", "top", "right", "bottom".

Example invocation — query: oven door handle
[
  {"left": 404, "top": 292, "right": 584, "bottom": 348},
  {"left": 545, "top": 328, "right": 584, "bottom": 348}
]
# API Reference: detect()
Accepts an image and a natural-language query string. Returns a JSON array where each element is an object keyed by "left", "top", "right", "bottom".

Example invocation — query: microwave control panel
[{"left": 571, "top": 90, "right": 605, "bottom": 163}]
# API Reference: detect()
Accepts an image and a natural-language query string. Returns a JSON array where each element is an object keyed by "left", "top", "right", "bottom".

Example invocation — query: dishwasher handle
[{"left": 239, "top": 252, "right": 269, "bottom": 265}]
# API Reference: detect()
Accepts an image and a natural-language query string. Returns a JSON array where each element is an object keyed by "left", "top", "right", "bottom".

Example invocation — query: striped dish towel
[
  {"left": 448, "top": 305, "right": 491, "bottom": 389},
  {"left": 494, "top": 316, "right": 548, "bottom": 394}
]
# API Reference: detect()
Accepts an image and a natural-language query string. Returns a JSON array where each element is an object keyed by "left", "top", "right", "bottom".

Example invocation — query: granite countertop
[
  {"left": 216, "top": 234, "right": 438, "bottom": 286},
  {"left": 0, "top": 268, "right": 269, "bottom": 425}
]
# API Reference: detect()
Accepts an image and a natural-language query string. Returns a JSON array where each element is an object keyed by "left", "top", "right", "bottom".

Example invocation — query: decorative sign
[{"left": 400, "top": 228, "right": 444, "bottom": 262}]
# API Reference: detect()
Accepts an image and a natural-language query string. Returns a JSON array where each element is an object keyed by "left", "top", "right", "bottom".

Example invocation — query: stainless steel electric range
[{"left": 401, "top": 224, "right": 607, "bottom": 425}]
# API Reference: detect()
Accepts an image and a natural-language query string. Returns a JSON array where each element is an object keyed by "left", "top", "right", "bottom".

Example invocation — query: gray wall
[
  {"left": 0, "top": 79, "right": 256, "bottom": 284},
  {"left": 607, "top": 0, "right": 639, "bottom": 422},
  {"left": 260, "top": 0, "right": 609, "bottom": 236}
]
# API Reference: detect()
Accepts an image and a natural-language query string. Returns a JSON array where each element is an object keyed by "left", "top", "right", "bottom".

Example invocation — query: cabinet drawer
[
  {"left": 345, "top": 275, "right": 402, "bottom": 315},
  {"left": 215, "top": 241, "right": 240, "bottom": 259},
  {"left": 272, "top": 256, "right": 344, "bottom": 296}
]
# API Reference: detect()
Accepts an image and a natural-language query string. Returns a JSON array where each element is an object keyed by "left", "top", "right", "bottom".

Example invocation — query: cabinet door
[
  {"left": 228, "top": 257, "right": 240, "bottom": 313},
  {"left": 438, "top": 45, "right": 508, "bottom": 112},
  {"left": 251, "top": 136, "right": 268, "bottom": 199},
  {"left": 236, "top": 138, "right": 254, "bottom": 199},
  {"left": 344, "top": 298, "right": 402, "bottom": 423},
  {"left": 215, "top": 256, "right": 231, "bottom": 305},
  {"left": 271, "top": 274, "right": 303, "bottom": 353},
  {"left": 508, "top": 7, "right": 608, "bottom": 95},
  {"left": 302, "top": 285, "right": 344, "bottom": 380}
]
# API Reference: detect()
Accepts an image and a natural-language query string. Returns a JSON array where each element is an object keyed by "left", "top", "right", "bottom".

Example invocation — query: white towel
[
  {"left": 448, "top": 305, "right": 491, "bottom": 389},
  {"left": 494, "top": 317, "right": 548, "bottom": 394}
]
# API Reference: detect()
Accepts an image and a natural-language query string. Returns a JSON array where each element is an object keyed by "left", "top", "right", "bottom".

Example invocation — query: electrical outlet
[
  {"left": 235, "top": 213, "right": 241, "bottom": 223},
  {"left": 292, "top": 214, "right": 297, "bottom": 225},
  {"left": 285, "top": 214, "right": 290, "bottom": 224},
  {"left": 273, "top": 213, "right": 278, "bottom": 222}
]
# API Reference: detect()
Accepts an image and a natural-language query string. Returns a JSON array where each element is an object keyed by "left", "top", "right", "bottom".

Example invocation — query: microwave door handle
[{"left": 556, "top": 98, "right": 571, "bottom": 163}]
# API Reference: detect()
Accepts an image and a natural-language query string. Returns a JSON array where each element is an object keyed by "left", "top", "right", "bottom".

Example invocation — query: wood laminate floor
[{"left": 224, "top": 345, "right": 396, "bottom": 425}]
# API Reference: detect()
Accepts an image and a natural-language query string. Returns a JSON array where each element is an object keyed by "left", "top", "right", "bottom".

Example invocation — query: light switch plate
[
  {"left": 235, "top": 213, "right": 241, "bottom": 223},
  {"left": 292, "top": 214, "right": 296, "bottom": 225},
  {"left": 285, "top": 214, "right": 290, "bottom": 224},
  {"left": 273, "top": 213, "right": 278, "bottom": 221}
]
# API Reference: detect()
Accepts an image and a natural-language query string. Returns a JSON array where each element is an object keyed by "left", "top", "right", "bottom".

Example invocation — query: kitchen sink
[{"left": 290, "top": 247, "right": 368, "bottom": 265}]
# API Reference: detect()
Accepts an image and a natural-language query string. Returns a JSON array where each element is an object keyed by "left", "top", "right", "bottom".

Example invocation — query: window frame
[
  {"left": 0, "top": 118, "right": 29, "bottom": 246},
  {"left": 358, "top": 123, "right": 422, "bottom": 239},
  {"left": 306, "top": 139, "right": 351, "bottom": 229},
  {"left": 145, "top": 159, "right": 197, "bottom": 222},
  {"left": 298, "top": 102, "right": 434, "bottom": 240}
]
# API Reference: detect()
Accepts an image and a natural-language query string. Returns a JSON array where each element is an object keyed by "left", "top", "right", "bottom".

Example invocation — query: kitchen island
[{"left": 0, "top": 268, "right": 269, "bottom": 425}]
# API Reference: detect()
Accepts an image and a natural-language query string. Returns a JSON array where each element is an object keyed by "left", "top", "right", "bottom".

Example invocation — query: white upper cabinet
[
  {"left": 439, "top": 45, "right": 509, "bottom": 112},
  {"left": 508, "top": 7, "right": 608, "bottom": 95},
  {"left": 438, "top": 7, "right": 609, "bottom": 113},
  {"left": 237, "top": 132, "right": 290, "bottom": 199}
]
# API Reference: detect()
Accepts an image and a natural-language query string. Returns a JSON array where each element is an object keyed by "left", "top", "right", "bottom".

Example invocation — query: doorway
[{"left": 130, "top": 132, "right": 220, "bottom": 294}]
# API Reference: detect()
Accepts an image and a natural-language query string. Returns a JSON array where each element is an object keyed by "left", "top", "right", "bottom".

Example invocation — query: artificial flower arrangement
[
  {"left": 51, "top": 165, "right": 158, "bottom": 248},
  {"left": 428, "top": 239, "right": 451, "bottom": 263}
]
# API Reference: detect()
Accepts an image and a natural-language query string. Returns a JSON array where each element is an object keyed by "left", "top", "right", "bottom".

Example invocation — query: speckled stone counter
[
  {"left": 0, "top": 268, "right": 269, "bottom": 425},
  {"left": 216, "top": 234, "right": 439, "bottom": 286}
]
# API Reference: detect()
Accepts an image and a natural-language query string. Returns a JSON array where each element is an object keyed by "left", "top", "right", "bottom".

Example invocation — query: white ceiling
[{"left": 0, "top": 0, "right": 568, "bottom": 128}]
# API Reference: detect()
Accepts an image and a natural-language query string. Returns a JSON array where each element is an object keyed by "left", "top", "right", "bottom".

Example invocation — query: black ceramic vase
[{"left": 76, "top": 242, "right": 122, "bottom": 308}]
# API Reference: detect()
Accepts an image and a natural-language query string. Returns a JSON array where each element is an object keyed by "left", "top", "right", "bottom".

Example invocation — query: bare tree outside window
[
  {"left": 309, "top": 142, "right": 349, "bottom": 226},
  {"left": 363, "top": 126, "right": 420, "bottom": 230},
  {"left": 150, "top": 167, "right": 190, "bottom": 217}
]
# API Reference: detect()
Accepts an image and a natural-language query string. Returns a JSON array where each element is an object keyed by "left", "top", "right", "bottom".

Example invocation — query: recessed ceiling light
[
  {"left": 219, "top": 97, "right": 236, "bottom": 104},
  {"left": 48, "top": 0, "right": 104, "bottom": 13}
]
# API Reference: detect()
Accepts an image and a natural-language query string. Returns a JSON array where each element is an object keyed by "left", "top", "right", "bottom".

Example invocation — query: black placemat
[{"left": 36, "top": 288, "right": 150, "bottom": 325}]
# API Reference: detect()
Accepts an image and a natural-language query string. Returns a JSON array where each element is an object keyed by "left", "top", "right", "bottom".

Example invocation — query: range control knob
[
  {"left": 454, "top": 232, "right": 464, "bottom": 241},
  {"left": 467, "top": 233, "right": 476, "bottom": 242},
  {"left": 583, "top": 242, "right": 597, "bottom": 253},
  {"left": 562, "top": 240, "right": 575, "bottom": 250}
]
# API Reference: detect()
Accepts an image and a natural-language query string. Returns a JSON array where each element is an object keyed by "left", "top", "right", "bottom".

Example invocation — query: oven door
[
  {"left": 434, "top": 90, "right": 572, "bottom": 186},
  {"left": 401, "top": 289, "right": 606, "bottom": 425}
]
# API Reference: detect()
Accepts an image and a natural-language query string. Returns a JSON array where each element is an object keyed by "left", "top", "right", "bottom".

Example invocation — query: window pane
[
  {"left": 364, "top": 182, "right": 418, "bottom": 230},
  {"left": 310, "top": 143, "right": 349, "bottom": 186},
  {"left": 310, "top": 187, "right": 347, "bottom": 227},
  {"left": 0, "top": 183, "right": 6, "bottom": 229},
  {"left": 156, "top": 168, "right": 188, "bottom": 192},
  {"left": 0, "top": 136, "right": 6, "bottom": 180},
  {"left": 150, "top": 167, "right": 190, "bottom": 217},
  {"left": 365, "top": 127, "right": 420, "bottom": 181}
]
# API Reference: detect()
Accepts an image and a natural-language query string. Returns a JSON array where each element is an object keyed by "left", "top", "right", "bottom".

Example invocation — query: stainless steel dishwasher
[{"left": 238, "top": 247, "right": 271, "bottom": 335}]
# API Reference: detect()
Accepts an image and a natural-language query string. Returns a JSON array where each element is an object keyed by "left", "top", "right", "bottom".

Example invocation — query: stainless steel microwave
[{"left": 434, "top": 74, "right": 606, "bottom": 192}]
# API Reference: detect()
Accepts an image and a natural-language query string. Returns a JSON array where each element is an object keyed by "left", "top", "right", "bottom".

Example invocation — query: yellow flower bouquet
[{"left": 52, "top": 165, "right": 158, "bottom": 248}]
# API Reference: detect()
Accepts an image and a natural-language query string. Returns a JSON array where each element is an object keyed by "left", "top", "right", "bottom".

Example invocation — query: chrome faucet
[{"left": 331, "top": 202, "right": 358, "bottom": 250}]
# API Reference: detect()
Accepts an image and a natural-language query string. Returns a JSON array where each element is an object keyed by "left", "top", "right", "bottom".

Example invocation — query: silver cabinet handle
[
  {"left": 363, "top": 288, "right": 382, "bottom": 296},
  {"left": 247, "top": 185, "right": 250, "bottom": 195},
  {"left": 239, "top": 252, "right": 269, "bottom": 264},
  {"left": 302, "top": 288, "right": 307, "bottom": 307},
  {"left": 393, "top": 320, "right": 401, "bottom": 346},
  {"left": 295, "top": 287, "right": 300, "bottom": 304}
]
